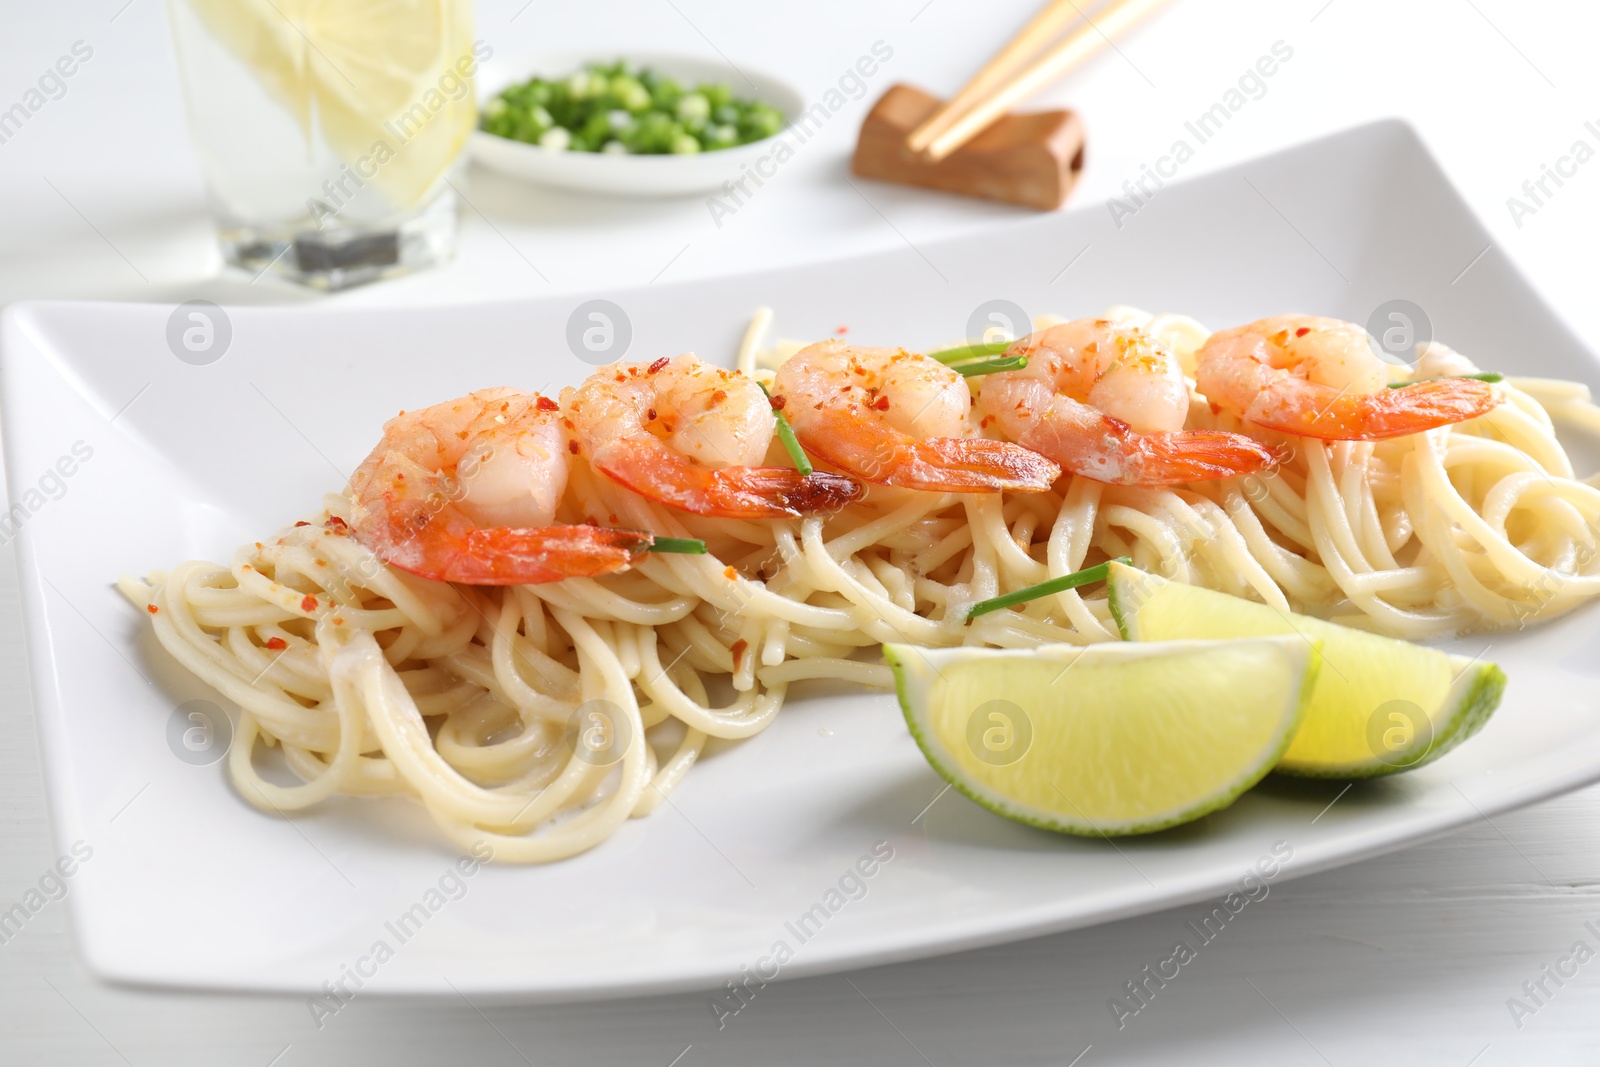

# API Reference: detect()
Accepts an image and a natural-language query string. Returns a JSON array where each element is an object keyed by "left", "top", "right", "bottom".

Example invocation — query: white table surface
[{"left": 3, "top": 0, "right": 1599, "bottom": 1062}]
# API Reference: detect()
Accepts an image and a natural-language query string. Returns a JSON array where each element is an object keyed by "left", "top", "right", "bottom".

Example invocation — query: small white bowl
[{"left": 471, "top": 51, "right": 805, "bottom": 198}]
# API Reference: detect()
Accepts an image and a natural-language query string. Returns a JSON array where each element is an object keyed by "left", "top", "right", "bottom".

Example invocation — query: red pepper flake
[
  {"left": 871, "top": 395, "right": 890, "bottom": 411},
  {"left": 535, "top": 395, "right": 559, "bottom": 411},
  {"left": 648, "top": 356, "right": 670, "bottom": 374},
  {"left": 608, "top": 514, "right": 619, "bottom": 524},
  {"left": 711, "top": 389, "right": 727, "bottom": 404},
  {"left": 331, "top": 617, "right": 344, "bottom": 625},
  {"left": 146, "top": 604, "right": 158, "bottom": 614},
  {"left": 835, "top": 325, "right": 849, "bottom": 335},
  {"left": 265, "top": 636, "right": 287, "bottom": 650},
  {"left": 769, "top": 394, "right": 786, "bottom": 410},
  {"left": 647, "top": 408, "right": 658, "bottom": 422},
  {"left": 731, "top": 638, "right": 748, "bottom": 669},
  {"left": 561, "top": 418, "right": 575, "bottom": 430},
  {"left": 568, "top": 440, "right": 580, "bottom": 454},
  {"left": 1295, "top": 326, "right": 1311, "bottom": 337},
  {"left": 300, "top": 595, "right": 319, "bottom": 612},
  {"left": 614, "top": 372, "right": 627, "bottom": 382},
  {"left": 325, "top": 515, "right": 348, "bottom": 528},
  {"left": 724, "top": 566, "right": 737, "bottom": 581},
  {"left": 294, "top": 521, "right": 311, "bottom": 527}
]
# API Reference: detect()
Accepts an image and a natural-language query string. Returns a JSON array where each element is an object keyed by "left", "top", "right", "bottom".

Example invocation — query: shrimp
[
  {"left": 1194, "top": 314, "right": 1501, "bottom": 440},
  {"left": 565, "top": 354, "right": 862, "bottom": 518},
  {"left": 770, "top": 340, "right": 1061, "bottom": 492},
  {"left": 348, "top": 388, "right": 653, "bottom": 585},
  {"left": 976, "top": 320, "right": 1281, "bottom": 486}
]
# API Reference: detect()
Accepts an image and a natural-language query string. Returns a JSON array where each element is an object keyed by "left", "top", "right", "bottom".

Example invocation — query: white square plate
[{"left": 7, "top": 120, "right": 1600, "bottom": 1000}]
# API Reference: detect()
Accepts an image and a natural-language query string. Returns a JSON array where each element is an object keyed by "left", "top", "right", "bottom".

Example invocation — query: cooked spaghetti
[{"left": 118, "top": 306, "right": 1600, "bottom": 861}]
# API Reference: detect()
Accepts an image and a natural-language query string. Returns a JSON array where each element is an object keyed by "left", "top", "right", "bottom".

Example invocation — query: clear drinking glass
[{"left": 166, "top": 0, "right": 479, "bottom": 290}]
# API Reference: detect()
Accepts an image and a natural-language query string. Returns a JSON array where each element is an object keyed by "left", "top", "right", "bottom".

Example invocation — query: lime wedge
[
  {"left": 1106, "top": 562, "right": 1505, "bottom": 778},
  {"left": 886, "top": 638, "right": 1317, "bottom": 836}
]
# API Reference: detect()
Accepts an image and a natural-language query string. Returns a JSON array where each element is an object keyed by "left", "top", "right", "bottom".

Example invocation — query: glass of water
[{"left": 166, "top": 0, "right": 481, "bottom": 290}]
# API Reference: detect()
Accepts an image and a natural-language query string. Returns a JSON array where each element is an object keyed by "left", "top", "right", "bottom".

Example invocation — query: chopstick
[
  {"left": 905, "top": 0, "right": 1084, "bottom": 155},
  {"left": 915, "top": 0, "right": 1170, "bottom": 163}
]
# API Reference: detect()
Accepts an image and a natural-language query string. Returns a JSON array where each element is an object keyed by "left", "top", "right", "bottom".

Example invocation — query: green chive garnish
[
  {"left": 927, "top": 340, "right": 1015, "bottom": 364},
  {"left": 758, "top": 383, "right": 813, "bottom": 476},
  {"left": 1387, "top": 372, "right": 1503, "bottom": 388},
  {"left": 954, "top": 356, "right": 1027, "bottom": 377},
  {"left": 648, "top": 537, "right": 707, "bottom": 554},
  {"left": 963, "top": 557, "right": 1131, "bottom": 622}
]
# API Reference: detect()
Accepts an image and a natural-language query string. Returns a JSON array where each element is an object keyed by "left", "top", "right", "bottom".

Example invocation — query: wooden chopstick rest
[{"left": 852, "top": 83, "right": 1084, "bottom": 211}]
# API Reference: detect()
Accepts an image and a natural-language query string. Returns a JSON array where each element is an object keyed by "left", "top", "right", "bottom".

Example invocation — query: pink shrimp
[
  {"left": 977, "top": 320, "right": 1281, "bottom": 486},
  {"left": 1194, "top": 314, "right": 1500, "bottom": 440},
  {"left": 564, "top": 354, "right": 862, "bottom": 518},
  {"left": 770, "top": 340, "right": 1061, "bottom": 492},
  {"left": 348, "top": 388, "right": 653, "bottom": 585}
]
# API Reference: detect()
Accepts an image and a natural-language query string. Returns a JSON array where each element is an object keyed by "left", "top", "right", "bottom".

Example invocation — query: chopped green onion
[
  {"left": 1387, "top": 372, "right": 1503, "bottom": 388},
  {"left": 927, "top": 340, "right": 1015, "bottom": 364},
  {"left": 963, "top": 557, "right": 1131, "bottom": 622},
  {"left": 758, "top": 383, "right": 813, "bottom": 476},
  {"left": 647, "top": 537, "right": 707, "bottom": 554},
  {"left": 954, "top": 356, "right": 1027, "bottom": 377},
  {"left": 480, "top": 61, "right": 784, "bottom": 155}
]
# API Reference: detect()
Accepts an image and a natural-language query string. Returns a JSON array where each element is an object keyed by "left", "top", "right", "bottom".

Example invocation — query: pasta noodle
[{"left": 119, "top": 307, "right": 1600, "bottom": 861}]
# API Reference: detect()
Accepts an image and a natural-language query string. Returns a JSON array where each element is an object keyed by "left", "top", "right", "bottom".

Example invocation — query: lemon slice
[
  {"left": 886, "top": 638, "right": 1317, "bottom": 836},
  {"left": 1106, "top": 562, "right": 1505, "bottom": 778},
  {"left": 183, "top": 0, "right": 475, "bottom": 208}
]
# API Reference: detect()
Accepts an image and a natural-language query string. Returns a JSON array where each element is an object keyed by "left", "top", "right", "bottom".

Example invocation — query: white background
[{"left": 2, "top": 0, "right": 1599, "bottom": 1062}]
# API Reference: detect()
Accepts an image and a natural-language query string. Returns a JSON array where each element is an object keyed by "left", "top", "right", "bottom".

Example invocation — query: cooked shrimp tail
[
  {"left": 359, "top": 476, "right": 652, "bottom": 585},
  {"left": 587, "top": 435, "right": 862, "bottom": 518},
  {"left": 987, "top": 384, "right": 1280, "bottom": 486},
  {"left": 1246, "top": 375, "right": 1500, "bottom": 440},
  {"left": 1105, "top": 426, "right": 1283, "bottom": 485},
  {"left": 821, "top": 433, "right": 1063, "bottom": 493}
]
